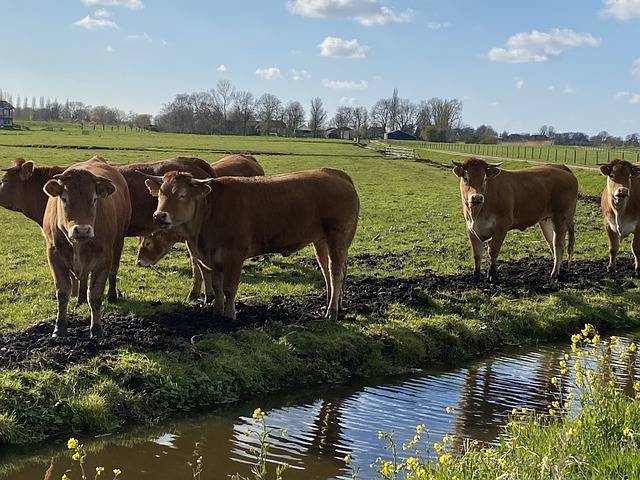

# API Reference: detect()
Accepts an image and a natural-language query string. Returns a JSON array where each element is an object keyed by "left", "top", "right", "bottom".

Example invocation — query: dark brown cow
[
  {"left": 452, "top": 157, "right": 577, "bottom": 282},
  {"left": 143, "top": 168, "right": 359, "bottom": 320},
  {"left": 135, "top": 154, "right": 265, "bottom": 300},
  {"left": 599, "top": 159, "right": 640, "bottom": 272},
  {"left": 42, "top": 157, "right": 131, "bottom": 338}
]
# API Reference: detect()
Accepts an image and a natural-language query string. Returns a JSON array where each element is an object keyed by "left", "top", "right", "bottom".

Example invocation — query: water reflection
[{"left": 1, "top": 332, "right": 638, "bottom": 480}]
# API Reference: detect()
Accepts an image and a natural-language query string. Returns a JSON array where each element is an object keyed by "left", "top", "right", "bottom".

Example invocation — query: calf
[
  {"left": 143, "top": 168, "right": 360, "bottom": 320},
  {"left": 452, "top": 158, "right": 577, "bottom": 282},
  {"left": 43, "top": 157, "right": 131, "bottom": 338},
  {"left": 599, "top": 159, "right": 640, "bottom": 272}
]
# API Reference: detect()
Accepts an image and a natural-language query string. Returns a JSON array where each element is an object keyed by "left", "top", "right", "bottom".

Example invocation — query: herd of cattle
[{"left": 0, "top": 153, "right": 636, "bottom": 339}]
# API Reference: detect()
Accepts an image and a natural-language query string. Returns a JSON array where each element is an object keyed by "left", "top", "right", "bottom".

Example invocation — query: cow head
[
  {"left": 140, "top": 170, "right": 214, "bottom": 229},
  {"left": 136, "top": 230, "right": 184, "bottom": 267},
  {"left": 600, "top": 159, "right": 640, "bottom": 209},
  {"left": 452, "top": 158, "right": 502, "bottom": 211},
  {"left": 0, "top": 158, "right": 35, "bottom": 207},
  {"left": 43, "top": 170, "right": 116, "bottom": 242}
]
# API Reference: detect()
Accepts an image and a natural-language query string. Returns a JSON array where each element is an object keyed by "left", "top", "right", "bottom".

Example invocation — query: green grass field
[{"left": 1, "top": 127, "right": 640, "bottom": 447}]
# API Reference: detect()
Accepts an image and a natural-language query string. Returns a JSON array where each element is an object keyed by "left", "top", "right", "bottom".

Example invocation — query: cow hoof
[
  {"left": 52, "top": 327, "right": 67, "bottom": 338},
  {"left": 106, "top": 292, "right": 118, "bottom": 303},
  {"left": 90, "top": 325, "right": 104, "bottom": 339},
  {"left": 187, "top": 291, "right": 201, "bottom": 302},
  {"left": 324, "top": 309, "right": 338, "bottom": 321},
  {"left": 204, "top": 294, "right": 215, "bottom": 304}
]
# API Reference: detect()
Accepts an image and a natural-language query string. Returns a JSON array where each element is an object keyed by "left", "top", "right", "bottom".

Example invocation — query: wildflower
[
  {"left": 571, "top": 334, "right": 582, "bottom": 344},
  {"left": 416, "top": 424, "right": 424, "bottom": 434},
  {"left": 67, "top": 438, "right": 78, "bottom": 450},
  {"left": 630, "top": 343, "right": 637, "bottom": 352},
  {"left": 380, "top": 461, "right": 393, "bottom": 476},
  {"left": 445, "top": 406, "right": 453, "bottom": 414},
  {"left": 592, "top": 334, "right": 600, "bottom": 344},
  {"left": 634, "top": 383, "right": 640, "bottom": 392},
  {"left": 551, "top": 376, "right": 558, "bottom": 386},
  {"left": 433, "top": 442, "right": 444, "bottom": 454},
  {"left": 549, "top": 408, "right": 556, "bottom": 416},
  {"left": 62, "top": 475, "right": 71, "bottom": 480},
  {"left": 521, "top": 407, "right": 527, "bottom": 414},
  {"left": 438, "top": 454, "right": 452, "bottom": 464},
  {"left": 113, "top": 469, "right": 122, "bottom": 477},
  {"left": 442, "top": 435, "right": 452, "bottom": 443},
  {"left": 498, "top": 458, "right": 508, "bottom": 469},
  {"left": 623, "top": 427, "right": 631, "bottom": 436},
  {"left": 511, "top": 408, "right": 517, "bottom": 415},
  {"left": 406, "top": 456, "right": 418, "bottom": 470},
  {"left": 96, "top": 467, "right": 105, "bottom": 476},
  {"left": 344, "top": 454, "right": 351, "bottom": 465},
  {"left": 378, "top": 431, "right": 384, "bottom": 439},
  {"left": 72, "top": 452, "right": 81, "bottom": 461},
  {"left": 252, "top": 408, "right": 263, "bottom": 419}
]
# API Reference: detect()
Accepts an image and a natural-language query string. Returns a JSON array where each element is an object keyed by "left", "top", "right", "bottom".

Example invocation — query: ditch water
[{"left": 1, "top": 330, "right": 639, "bottom": 480}]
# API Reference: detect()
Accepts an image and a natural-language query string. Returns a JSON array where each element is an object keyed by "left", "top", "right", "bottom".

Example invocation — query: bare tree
[
  {"left": 230, "top": 90, "right": 256, "bottom": 135},
  {"left": 256, "top": 93, "right": 283, "bottom": 135},
  {"left": 308, "top": 97, "right": 327, "bottom": 138},
  {"left": 330, "top": 106, "right": 354, "bottom": 129},
  {"left": 216, "top": 79, "right": 235, "bottom": 124},
  {"left": 370, "top": 98, "right": 391, "bottom": 130},
  {"left": 283, "top": 100, "right": 305, "bottom": 137}
]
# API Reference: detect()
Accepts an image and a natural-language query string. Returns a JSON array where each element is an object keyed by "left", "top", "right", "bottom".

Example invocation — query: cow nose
[
  {"left": 153, "top": 211, "right": 171, "bottom": 225},
  {"left": 469, "top": 193, "right": 484, "bottom": 204},
  {"left": 615, "top": 187, "right": 630, "bottom": 198},
  {"left": 136, "top": 259, "right": 148, "bottom": 267},
  {"left": 69, "top": 224, "right": 94, "bottom": 240}
]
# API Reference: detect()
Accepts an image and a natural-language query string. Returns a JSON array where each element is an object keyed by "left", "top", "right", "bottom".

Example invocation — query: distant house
[
  {"left": 363, "top": 126, "right": 385, "bottom": 139},
  {"left": 326, "top": 126, "right": 353, "bottom": 140},
  {"left": 385, "top": 130, "right": 417, "bottom": 141},
  {"left": 294, "top": 124, "right": 312, "bottom": 138},
  {"left": 0, "top": 101, "right": 14, "bottom": 129}
]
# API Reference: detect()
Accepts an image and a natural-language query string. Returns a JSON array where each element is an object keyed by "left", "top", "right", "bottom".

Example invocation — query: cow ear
[
  {"left": 43, "top": 179, "right": 63, "bottom": 198},
  {"left": 486, "top": 166, "right": 501, "bottom": 178},
  {"left": 452, "top": 165, "right": 465, "bottom": 178},
  {"left": 19, "top": 161, "right": 35, "bottom": 180},
  {"left": 145, "top": 179, "right": 160, "bottom": 197},
  {"left": 632, "top": 166, "right": 640, "bottom": 178},
  {"left": 599, "top": 164, "right": 612, "bottom": 176},
  {"left": 192, "top": 183, "right": 212, "bottom": 198},
  {"left": 95, "top": 178, "right": 116, "bottom": 198}
]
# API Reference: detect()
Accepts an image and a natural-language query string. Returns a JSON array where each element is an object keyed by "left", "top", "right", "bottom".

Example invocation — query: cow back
[
  {"left": 115, "top": 157, "right": 216, "bottom": 236},
  {"left": 211, "top": 154, "right": 265, "bottom": 177}
]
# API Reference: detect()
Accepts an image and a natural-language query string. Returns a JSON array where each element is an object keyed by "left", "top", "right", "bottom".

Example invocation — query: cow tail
[{"left": 567, "top": 221, "right": 575, "bottom": 264}]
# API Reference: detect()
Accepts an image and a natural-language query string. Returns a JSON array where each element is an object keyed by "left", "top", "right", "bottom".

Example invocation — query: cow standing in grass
[
  {"left": 452, "top": 157, "right": 578, "bottom": 282},
  {"left": 142, "top": 168, "right": 360, "bottom": 320},
  {"left": 43, "top": 157, "right": 131, "bottom": 338},
  {"left": 599, "top": 159, "right": 640, "bottom": 273}
]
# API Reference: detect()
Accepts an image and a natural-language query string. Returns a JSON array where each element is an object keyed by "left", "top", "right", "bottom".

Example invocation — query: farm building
[
  {"left": 326, "top": 126, "right": 353, "bottom": 140},
  {"left": 294, "top": 124, "right": 312, "bottom": 138},
  {"left": 0, "top": 101, "right": 14, "bottom": 129},
  {"left": 384, "top": 129, "right": 417, "bottom": 141}
]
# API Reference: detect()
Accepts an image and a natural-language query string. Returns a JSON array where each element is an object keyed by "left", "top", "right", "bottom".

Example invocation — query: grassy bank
[{"left": 0, "top": 129, "right": 639, "bottom": 446}]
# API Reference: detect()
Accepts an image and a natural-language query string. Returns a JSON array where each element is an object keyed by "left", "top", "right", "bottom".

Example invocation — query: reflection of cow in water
[{"left": 453, "top": 158, "right": 578, "bottom": 282}]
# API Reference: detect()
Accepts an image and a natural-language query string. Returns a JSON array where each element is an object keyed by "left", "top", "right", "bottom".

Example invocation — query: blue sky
[{"left": 2, "top": 0, "right": 640, "bottom": 137}]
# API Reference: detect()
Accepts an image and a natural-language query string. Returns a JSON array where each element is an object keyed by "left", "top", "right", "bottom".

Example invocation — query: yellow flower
[
  {"left": 433, "top": 442, "right": 444, "bottom": 454},
  {"left": 630, "top": 343, "right": 637, "bottom": 352},
  {"left": 67, "top": 438, "right": 78, "bottom": 450},
  {"left": 623, "top": 427, "right": 631, "bottom": 436},
  {"left": 406, "top": 456, "right": 418, "bottom": 470},
  {"left": 72, "top": 452, "right": 81, "bottom": 461},
  {"left": 96, "top": 466, "right": 105, "bottom": 475},
  {"left": 511, "top": 408, "right": 517, "bottom": 415},
  {"left": 252, "top": 408, "right": 263, "bottom": 419},
  {"left": 571, "top": 334, "right": 582, "bottom": 344},
  {"left": 62, "top": 475, "right": 71, "bottom": 480},
  {"left": 551, "top": 376, "right": 558, "bottom": 385},
  {"left": 344, "top": 454, "right": 351, "bottom": 465},
  {"left": 377, "top": 431, "right": 384, "bottom": 439},
  {"left": 416, "top": 424, "right": 424, "bottom": 434},
  {"left": 592, "top": 334, "right": 600, "bottom": 344},
  {"left": 380, "top": 461, "right": 393, "bottom": 476},
  {"left": 549, "top": 408, "right": 556, "bottom": 416},
  {"left": 445, "top": 406, "right": 453, "bottom": 414},
  {"left": 113, "top": 469, "right": 122, "bottom": 476},
  {"left": 634, "top": 383, "right": 640, "bottom": 392},
  {"left": 438, "top": 453, "right": 452, "bottom": 464}
]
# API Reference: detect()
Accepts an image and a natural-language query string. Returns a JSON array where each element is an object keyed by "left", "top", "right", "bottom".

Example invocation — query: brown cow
[
  {"left": 135, "top": 154, "right": 265, "bottom": 300},
  {"left": 452, "top": 158, "right": 577, "bottom": 282},
  {"left": 143, "top": 168, "right": 359, "bottom": 320},
  {"left": 0, "top": 159, "right": 95, "bottom": 303},
  {"left": 42, "top": 156, "right": 131, "bottom": 338},
  {"left": 599, "top": 159, "right": 640, "bottom": 273}
]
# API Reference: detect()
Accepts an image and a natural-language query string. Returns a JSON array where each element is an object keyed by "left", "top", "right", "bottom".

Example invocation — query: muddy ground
[{"left": 0, "top": 253, "right": 633, "bottom": 371}]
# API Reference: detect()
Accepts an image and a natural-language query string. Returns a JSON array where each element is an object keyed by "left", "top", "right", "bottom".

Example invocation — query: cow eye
[
  {"left": 144, "top": 239, "right": 152, "bottom": 248},
  {"left": 609, "top": 173, "right": 616, "bottom": 179}
]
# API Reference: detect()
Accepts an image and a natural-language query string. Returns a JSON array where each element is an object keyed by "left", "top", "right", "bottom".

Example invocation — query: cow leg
[
  {"left": 222, "top": 260, "right": 243, "bottom": 320},
  {"left": 632, "top": 232, "right": 640, "bottom": 275},
  {"left": 486, "top": 230, "right": 507, "bottom": 283},
  {"left": 106, "top": 240, "right": 123, "bottom": 303},
  {"left": 211, "top": 266, "right": 225, "bottom": 316},
  {"left": 468, "top": 231, "right": 484, "bottom": 279},
  {"left": 48, "top": 251, "right": 71, "bottom": 338},
  {"left": 313, "top": 241, "right": 331, "bottom": 308},
  {"left": 325, "top": 243, "right": 349, "bottom": 320},
  {"left": 538, "top": 219, "right": 555, "bottom": 255},
  {"left": 604, "top": 221, "right": 620, "bottom": 272},
  {"left": 87, "top": 268, "right": 109, "bottom": 339},
  {"left": 550, "top": 222, "right": 567, "bottom": 278}
]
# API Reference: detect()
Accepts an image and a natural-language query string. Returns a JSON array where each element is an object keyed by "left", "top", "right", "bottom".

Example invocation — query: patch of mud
[{"left": 0, "top": 254, "right": 632, "bottom": 371}]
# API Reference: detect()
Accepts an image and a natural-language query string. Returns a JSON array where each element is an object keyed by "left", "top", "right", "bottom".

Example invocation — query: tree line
[{"left": 2, "top": 84, "right": 639, "bottom": 146}]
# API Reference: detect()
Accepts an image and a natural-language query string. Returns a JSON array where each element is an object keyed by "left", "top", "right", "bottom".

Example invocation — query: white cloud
[
  {"left": 427, "top": 21, "right": 451, "bottom": 29},
  {"left": 339, "top": 96, "right": 357, "bottom": 105},
  {"left": 548, "top": 85, "right": 556, "bottom": 91},
  {"left": 291, "top": 69, "right": 311, "bottom": 81},
  {"left": 487, "top": 28, "right": 601, "bottom": 64},
  {"left": 255, "top": 67, "right": 282, "bottom": 80},
  {"left": 286, "top": 0, "right": 413, "bottom": 26},
  {"left": 515, "top": 79, "right": 524, "bottom": 89},
  {"left": 562, "top": 86, "right": 575, "bottom": 94},
  {"left": 615, "top": 91, "right": 640, "bottom": 104},
  {"left": 489, "top": 101, "right": 499, "bottom": 107},
  {"left": 322, "top": 79, "right": 368, "bottom": 89},
  {"left": 633, "top": 58, "right": 640, "bottom": 77},
  {"left": 317, "top": 37, "right": 369, "bottom": 58},
  {"left": 94, "top": 8, "right": 111, "bottom": 17},
  {"left": 217, "top": 64, "right": 227, "bottom": 72},
  {"left": 600, "top": 0, "right": 640, "bottom": 20},
  {"left": 128, "top": 32, "right": 152, "bottom": 41},
  {"left": 73, "top": 15, "right": 119, "bottom": 29},
  {"left": 106, "top": 44, "right": 114, "bottom": 53},
  {"left": 81, "top": 0, "right": 143, "bottom": 9}
]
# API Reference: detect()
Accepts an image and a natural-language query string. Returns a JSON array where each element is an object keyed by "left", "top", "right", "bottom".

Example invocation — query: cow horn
[
  {"left": 1, "top": 164, "right": 21, "bottom": 173},
  {"left": 452, "top": 160, "right": 463, "bottom": 166},
  {"left": 189, "top": 177, "right": 216, "bottom": 185},
  {"left": 135, "top": 170, "right": 164, "bottom": 183},
  {"left": 488, "top": 162, "right": 502, "bottom": 167}
]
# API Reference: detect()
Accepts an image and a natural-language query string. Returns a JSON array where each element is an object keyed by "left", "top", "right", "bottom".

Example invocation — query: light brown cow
[
  {"left": 43, "top": 157, "right": 131, "bottom": 338},
  {"left": 599, "top": 159, "right": 640, "bottom": 273},
  {"left": 0, "top": 159, "right": 94, "bottom": 302},
  {"left": 143, "top": 168, "right": 360, "bottom": 320},
  {"left": 452, "top": 157, "right": 577, "bottom": 282},
  {"left": 135, "top": 154, "right": 265, "bottom": 301}
]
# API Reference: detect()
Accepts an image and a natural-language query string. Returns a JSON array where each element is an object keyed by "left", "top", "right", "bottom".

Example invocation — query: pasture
[{"left": 1, "top": 127, "right": 640, "bottom": 445}]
